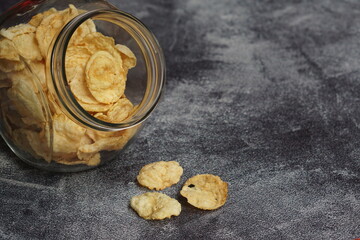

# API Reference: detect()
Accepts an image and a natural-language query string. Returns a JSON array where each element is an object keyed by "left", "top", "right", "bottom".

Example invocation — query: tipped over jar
[{"left": 0, "top": 0, "right": 165, "bottom": 172}]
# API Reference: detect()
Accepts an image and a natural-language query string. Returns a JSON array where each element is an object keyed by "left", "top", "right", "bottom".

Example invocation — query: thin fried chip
[
  {"left": 67, "top": 74, "right": 113, "bottom": 113},
  {"left": 29, "top": 8, "right": 58, "bottom": 27},
  {"left": 76, "top": 152, "right": 101, "bottom": 166},
  {"left": 137, "top": 161, "right": 183, "bottom": 190},
  {"left": 84, "top": 19, "right": 97, "bottom": 34},
  {"left": 85, "top": 128, "right": 124, "bottom": 141},
  {"left": 65, "top": 45, "right": 91, "bottom": 70},
  {"left": 52, "top": 114, "right": 87, "bottom": 154},
  {"left": 7, "top": 70, "right": 46, "bottom": 125},
  {"left": 68, "top": 66, "right": 100, "bottom": 104},
  {"left": 69, "top": 19, "right": 97, "bottom": 46},
  {"left": 35, "top": 11, "right": 64, "bottom": 57},
  {"left": 51, "top": 130, "right": 93, "bottom": 165},
  {"left": 78, "top": 135, "right": 128, "bottom": 153},
  {"left": 67, "top": 67, "right": 113, "bottom": 114},
  {"left": 12, "top": 32, "right": 42, "bottom": 61},
  {"left": 115, "top": 44, "right": 136, "bottom": 70},
  {"left": 130, "top": 192, "right": 181, "bottom": 220},
  {"left": 107, "top": 98, "right": 133, "bottom": 122},
  {"left": 78, "top": 101, "right": 112, "bottom": 113},
  {"left": 0, "top": 38, "right": 20, "bottom": 61},
  {"left": 80, "top": 32, "right": 124, "bottom": 73},
  {"left": 64, "top": 46, "right": 106, "bottom": 108},
  {"left": 78, "top": 9, "right": 97, "bottom": 34},
  {"left": 65, "top": 7, "right": 97, "bottom": 46},
  {"left": 0, "top": 23, "right": 36, "bottom": 40},
  {"left": 80, "top": 32, "right": 116, "bottom": 54},
  {"left": 94, "top": 98, "right": 133, "bottom": 122},
  {"left": 85, "top": 51, "right": 125, "bottom": 104},
  {"left": 180, "top": 174, "right": 228, "bottom": 210},
  {"left": 36, "top": 5, "right": 79, "bottom": 58},
  {"left": 80, "top": 126, "right": 138, "bottom": 153}
]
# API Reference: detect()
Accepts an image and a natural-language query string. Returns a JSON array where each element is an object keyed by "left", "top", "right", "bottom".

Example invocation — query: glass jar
[{"left": 0, "top": 0, "right": 165, "bottom": 172}]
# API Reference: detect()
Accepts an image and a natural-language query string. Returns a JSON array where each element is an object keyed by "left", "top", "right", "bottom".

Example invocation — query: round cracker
[
  {"left": 94, "top": 97, "right": 133, "bottom": 123},
  {"left": 0, "top": 23, "right": 36, "bottom": 40},
  {"left": 0, "top": 38, "right": 20, "bottom": 61},
  {"left": 36, "top": 5, "right": 79, "bottom": 58},
  {"left": 130, "top": 192, "right": 181, "bottom": 220},
  {"left": 137, "top": 161, "right": 184, "bottom": 190},
  {"left": 115, "top": 44, "right": 137, "bottom": 70},
  {"left": 68, "top": 65, "right": 99, "bottom": 104},
  {"left": 180, "top": 174, "right": 228, "bottom": 210},
  {"left": 85, "top": 51, "right": 125, "bottom": 104},
  {"left": 12, "top": 32, "right": 42, "bottom": 61}
]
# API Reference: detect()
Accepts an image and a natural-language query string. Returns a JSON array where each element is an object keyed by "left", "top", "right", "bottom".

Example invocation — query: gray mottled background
[{"left": 1, "top": 0, "right": 360, "bottom": 239}]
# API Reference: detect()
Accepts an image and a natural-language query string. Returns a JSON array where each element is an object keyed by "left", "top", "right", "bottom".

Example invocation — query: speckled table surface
[{"left": 1, "top": 0, "right": 360, "bottom": 239}]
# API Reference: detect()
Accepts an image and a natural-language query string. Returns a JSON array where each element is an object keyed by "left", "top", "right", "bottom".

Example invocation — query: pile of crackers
[{"left": 0, "top": 5, "right": 137, "bottom": 166}]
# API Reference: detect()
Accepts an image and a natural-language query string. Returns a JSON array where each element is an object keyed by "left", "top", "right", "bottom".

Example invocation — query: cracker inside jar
[{"left": 0, "top": 5, "right": 138, "bottom": 166}]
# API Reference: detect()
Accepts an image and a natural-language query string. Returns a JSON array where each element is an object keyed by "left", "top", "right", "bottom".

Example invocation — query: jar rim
[{"left": 49, "top": 8, "right": 165, "bottom": 131}]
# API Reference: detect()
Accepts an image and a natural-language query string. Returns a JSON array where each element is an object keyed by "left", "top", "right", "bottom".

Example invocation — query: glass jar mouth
[{"left": 50, "top": 9, "right": 165, "bottom": 131}]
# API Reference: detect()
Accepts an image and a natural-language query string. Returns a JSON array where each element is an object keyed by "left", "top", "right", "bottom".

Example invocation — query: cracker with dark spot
[{"left": 180, "top": 174, "right": 228, "bottom": 210}]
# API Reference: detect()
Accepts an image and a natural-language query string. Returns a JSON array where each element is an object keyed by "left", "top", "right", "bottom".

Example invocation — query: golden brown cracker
[
  {"left": 12, "top": 32, "right": 42, "bottom": 61},
  {"left": 137, "top": 161, "right": 183, "bottom": 190},
  {"left": 0, "top": 23, "right": 36, "bottom": 40},
  {"left": 180, "top": 174, "right": 228, "bottom": 210},
  {"left": 94, "top": 98, "right": 133, "bottom": 123},
  {"left": 0, "top": 38, "right": 20, "bottom": 61},
  {"left": 115, "top": 44, "right": 137, "bottom": 70},
  {"left": 130, "top": 192, "right": 181, "bottom": 220},
  {"left": 85, "top": 50, "right": 125, "bottom": 104}
]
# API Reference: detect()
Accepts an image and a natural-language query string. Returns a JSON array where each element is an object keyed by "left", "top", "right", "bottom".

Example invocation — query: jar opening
[{"left": 50, "top": 9, "right": 165, "bottom": 131}]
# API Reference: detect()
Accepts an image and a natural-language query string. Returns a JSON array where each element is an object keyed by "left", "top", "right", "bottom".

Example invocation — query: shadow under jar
[{"left": 0, "top": 0, "right": 165, "bottom": 172}]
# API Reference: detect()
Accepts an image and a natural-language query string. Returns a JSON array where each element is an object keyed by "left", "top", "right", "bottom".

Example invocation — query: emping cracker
[
  {"left": 130, "top": 192, "right": 181, "bottom": 220},
  {"left": 180, "top": 174, "right": 228, "bottom": 210},
  {"left": 137, "top": 161, "right": 184, "bottom": 190}
]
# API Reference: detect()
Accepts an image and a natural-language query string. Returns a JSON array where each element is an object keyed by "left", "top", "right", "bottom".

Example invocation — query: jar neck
[{"left": 48, "top": 9, "right": 165, "bottom": 131}]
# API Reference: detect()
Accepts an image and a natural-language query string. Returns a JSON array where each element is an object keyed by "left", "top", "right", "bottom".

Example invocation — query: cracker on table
[
  {"left": 130, "top": 192, "right": 181, "bottom": 220},
  {"left": 180, "top": 174, "right": 228, "bottom": 210},
  {"left": 137, "top": 161, "right": 184, "bottom": 190}
]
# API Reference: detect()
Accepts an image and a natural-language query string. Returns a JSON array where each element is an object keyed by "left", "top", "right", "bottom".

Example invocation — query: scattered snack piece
[
  {"left": 137, "top": 161, "right": 183, "bottom": 190},
  {"left": 180, "top": 174, "right": 228, "bottom": 210},
  {"left": 130, "top": 192, "right": 181, "bottom": 220}
]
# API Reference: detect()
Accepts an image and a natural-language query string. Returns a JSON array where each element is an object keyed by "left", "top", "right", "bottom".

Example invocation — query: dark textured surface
[{"left": 1, "top": 0, "right": 360, "bottom": 239}]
